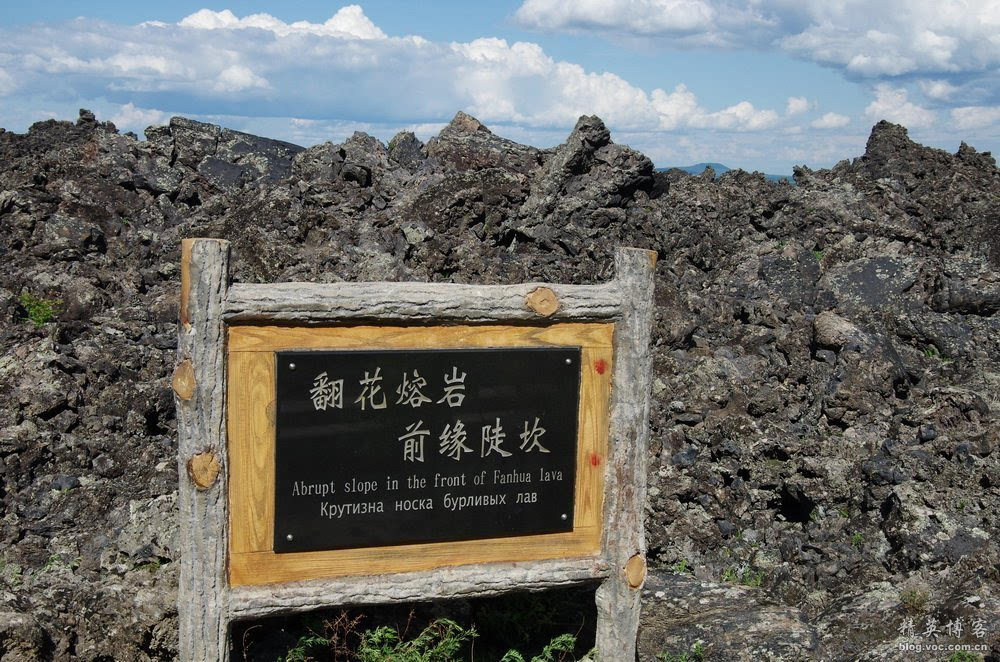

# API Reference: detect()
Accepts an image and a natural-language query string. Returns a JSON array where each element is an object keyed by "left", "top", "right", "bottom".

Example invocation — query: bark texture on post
[
  {"left": 175, "top": 239, "right": 231, "bottom": 662},
  {"left": 595, "top": 247, "right": 656, "bottom": 660},
  {"left": 229, "top": 558, "right": 609, "bottom": 619},
  {"left": 224, "top": 281, "right": 618, "bottom": 322}
]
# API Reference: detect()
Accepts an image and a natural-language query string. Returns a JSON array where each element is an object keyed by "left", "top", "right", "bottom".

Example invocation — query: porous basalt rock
[{"left": 0, "top": 108, "right": 998, "bottom": 659}]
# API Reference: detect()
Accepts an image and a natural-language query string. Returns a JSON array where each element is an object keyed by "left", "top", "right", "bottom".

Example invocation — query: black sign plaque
[{"left": 273, "top": 347, "right": 581, "bottom": 553}]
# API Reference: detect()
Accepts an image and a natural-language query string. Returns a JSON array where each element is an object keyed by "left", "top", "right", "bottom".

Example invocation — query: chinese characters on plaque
[
  {"left": 273, "top": 347, "right": 581, "bottom": 553},
  {"left": 308, "top": 366, "right": 550, "bottom": 463}
]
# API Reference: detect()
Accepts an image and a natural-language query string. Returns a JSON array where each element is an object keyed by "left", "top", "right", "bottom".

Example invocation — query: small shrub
[
  {"left": 501, "top": 632, "right": 577, "bottom": 662},
  {"left": 40, "top": 554, "right": 80, "bottom": 573},
  {"left": 900, "top": 588, "right": 930, "bottom": 614},
  {"left": 946, "top": 651, "right": 981, "bottom": 661},
  {"left": 722, "top": 564, "right": 763, "bottom": 587},
  {"left": 18, "top": 292, "right": 61, "bottom": 327},
  {"left": 657, "top": 641, "right": 705, "bottom": 662},
  {"left": 850, "top": 532, "right": 864, "bottom": 550},
  {"left": 284, "top": 629, "right": 332, "bottom": 662}
]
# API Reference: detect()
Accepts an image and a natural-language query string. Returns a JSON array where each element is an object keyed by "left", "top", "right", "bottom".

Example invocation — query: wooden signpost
[{"left": 174, "top": 238, "right": 655, "bottom": 661}]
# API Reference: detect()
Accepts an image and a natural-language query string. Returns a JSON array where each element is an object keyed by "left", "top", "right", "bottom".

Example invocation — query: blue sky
[{"left": 2, "top": 1, "right": 998, "bottom": 174}]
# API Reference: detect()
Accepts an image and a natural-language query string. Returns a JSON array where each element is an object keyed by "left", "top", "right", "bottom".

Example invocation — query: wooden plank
[
  {"left": 577, "top": 346, "right": 611, "bottom": 527},
  {"left": 224, "top": 281, "right": 621, "bottom": 323},
  {"left": 230, "top": 528, "right": 601, "bottom": 586},
  {"left": 229, "top": 557, "right": 611, "bottom": 620},
  {"left": 226, "top": 323, "right": 613, "bottom": 587},
  {"left": 227, "top": 352, "right": 275, "bottom": 555},
  {"left": 228, "top": 322, "right": 613, "bottom": 352}
]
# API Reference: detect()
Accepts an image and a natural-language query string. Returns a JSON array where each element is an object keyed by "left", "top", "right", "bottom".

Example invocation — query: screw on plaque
[
  {"left": 288, "top": 363, "right": 296, "bottom": 370},
  {"left": 560, "top": 513, "right": 568, "bottom": 520},
  {"left": 565, "top": 358, "right": 572, "bottom": 365},
  {"left": 286, "top": 534, "right": 294, "bottom": 541}
]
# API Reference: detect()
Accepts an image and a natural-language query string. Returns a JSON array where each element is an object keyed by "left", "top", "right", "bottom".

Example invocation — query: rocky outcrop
[{"left": 0, "top": 110, "right": 998, "bottom": 659}]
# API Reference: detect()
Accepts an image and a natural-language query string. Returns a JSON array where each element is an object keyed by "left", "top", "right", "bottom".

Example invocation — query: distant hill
[{"left": 660, "top": 162, "right": 792, "bottom": 183}]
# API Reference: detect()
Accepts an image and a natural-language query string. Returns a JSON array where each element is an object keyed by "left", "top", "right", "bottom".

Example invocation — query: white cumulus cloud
[
  {"left": 919, "top": 79, "right": 959, "bottom": 100},
  {"left": 179, "top": 6, "right": 387, "bottom": 39},
  {"left": 693, "top": 101, "right": 780, "bottom": 131},
  {"left": 0, "top": 8, "right": 785, "bottom": 134},
  {"left": 811, "top": 112, "right": 851, "bottom": 129},
  {"left": 109, "top": 102, "right": 168, "bottom": 131},
  {"left": 5, "top": 5, "right": 984, "bottom": 175},
  {"left": 864, "top": 85, "right": 936, "bottom": 128},
  {"left": 213, "top": 65, "right": 269, "bottom": 92},
  {"left": 951, "top": 106, "right": 1000, "bottom": 130},
  {"left": 786, "top": 96, "right": 813, "bottom": 116},
  {"left": 515, "top": 0, "right": 1000, "bottom": 97}
]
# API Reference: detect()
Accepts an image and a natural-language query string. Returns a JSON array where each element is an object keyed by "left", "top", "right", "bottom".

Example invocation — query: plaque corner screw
[
  {"left": 565, "top": 358, "right": 572, "bottom": 365},
  {"left": 286, "top": 534, "right": 294, "bottom": 541},
  {"left": 288, "top": 363, "right": 297, "bottom": 370},
  {"left": 560, "top": 513, "right": 568, "bottom": 521}
]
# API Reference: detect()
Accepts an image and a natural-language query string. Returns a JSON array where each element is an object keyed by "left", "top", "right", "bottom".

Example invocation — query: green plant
[
  {"left": 850, "top": 532, "right": 864, "bottom": 550},
  {"left": 838, "top": 508, "right": 850, "bottom": 519},
  {"left": 18, "top": 292, "right": 61, "bottom": 327},
  {"left": 357, "top": 618, "right": 476, "bottom": 662},
  {"left": 946, "top": 651, "right": 981, "bottom": 661},
  {"left": 722, "top": 565, "right": 763, "bottom": 587},
  {"left": 957, "top": 499, "right": 967, "bottom": 511},
  {"left": 283, "top": 629, "right": 331, "bottom": 662},
  {"left": 135, "top": 559, "right": 163, "bottom": 573},
  {"left": 672, "top": 559, "right": 692, "bottom": 575},
  {"left": 900, "top": 588, "right": 930, "bottom": 614},
  {"left": 657, "top": 641, "right": 705, "bottom": 662},
  {"left": 742, "top": 569, "right": 764, "bottom": 587},
  {"left": 812, "top": 249, "right": 824, "bottom": 261},
  {"left": 809, "top": 507, "right": 821, "bottom": 523},
  {"left": 501, "top": 633, "right": 577, "bottom": 662},
  {"left": 923, "top": 345, "right": 940, "bottom": 359},
  {"left": 0, "top": 556, "right": 23, "bottom": 587},
  {"left": 40, "top": 554, "right": 80, "bottom": 573}
]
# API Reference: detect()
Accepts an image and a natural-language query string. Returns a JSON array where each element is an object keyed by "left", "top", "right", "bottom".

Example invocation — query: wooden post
[
  {"left": 175, "top": 239, "right": 231, "bottom": 662},
  {"left": 595, "top": 247, "right": 656, "bottom": 660}
]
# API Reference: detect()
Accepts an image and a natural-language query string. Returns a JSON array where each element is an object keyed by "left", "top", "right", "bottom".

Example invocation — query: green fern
[{"left": 357, "top": 618, "right": 475, "bottom": 662}]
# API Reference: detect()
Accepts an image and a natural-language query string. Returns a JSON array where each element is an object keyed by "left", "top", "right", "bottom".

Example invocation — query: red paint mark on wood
[
  {"left": 594, "top": 358, "right": 607, "bottom": 374},
  {"left": 590, "top": 452, "right": 601, "bottom": 467}
]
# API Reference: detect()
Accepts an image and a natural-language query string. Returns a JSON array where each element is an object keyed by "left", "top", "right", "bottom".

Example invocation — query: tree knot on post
[
  {"left": 625, "top": 554, "right": 647, "bottom": 589},
  {"left": 525, "top": 287, "right": 559, "bottom": 317},
  {"left": 172, "top": 360, "right": 196, "bottom": 401},
  {"left": 187, "top": 451, "right": 221, "bottom": 489}
]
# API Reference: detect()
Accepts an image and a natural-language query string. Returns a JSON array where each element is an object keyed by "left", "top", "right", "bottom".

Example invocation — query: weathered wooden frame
[
  {"left": 174, "top": 238, "right": 656, "bottom": 661},
  {"left": 227, "top": 323, "right": 612, "bottom": 586}
]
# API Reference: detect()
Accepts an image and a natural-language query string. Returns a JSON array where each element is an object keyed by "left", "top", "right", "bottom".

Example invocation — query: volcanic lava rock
[{"left": 0, "top": 109, "right": 997, "bottom": 659}]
